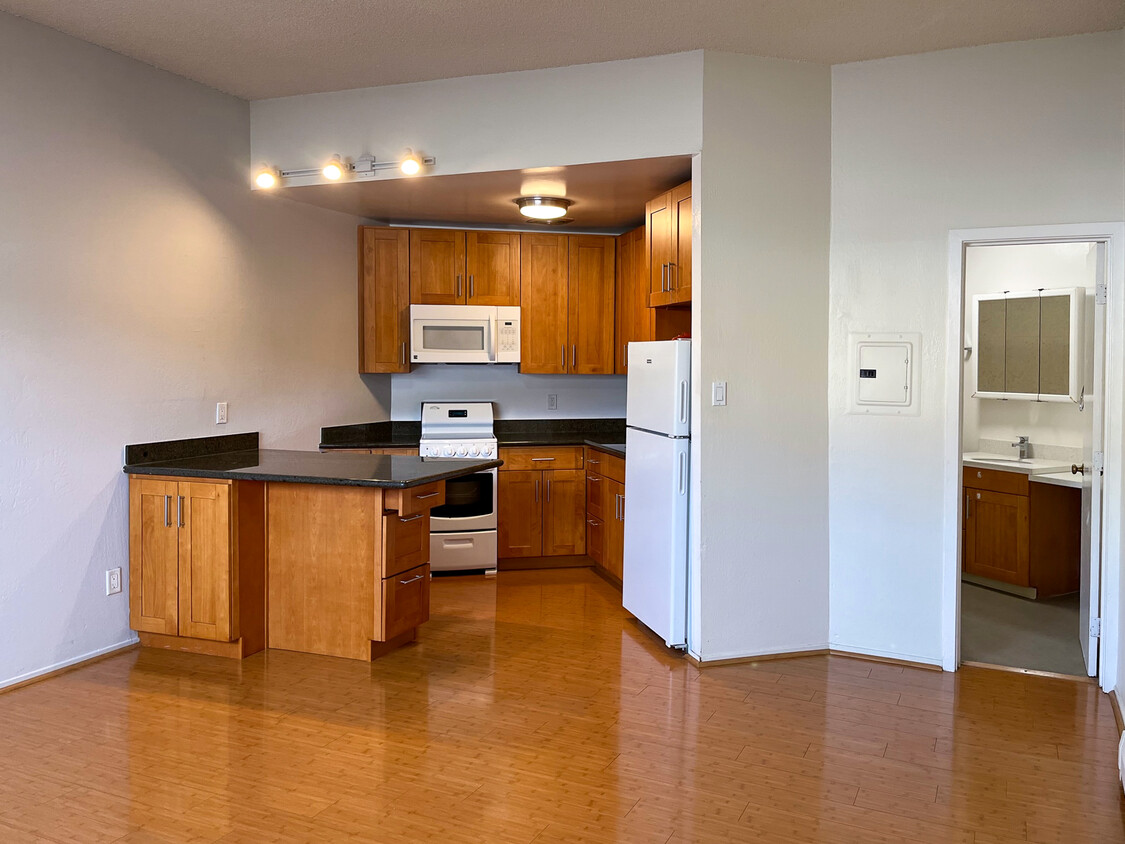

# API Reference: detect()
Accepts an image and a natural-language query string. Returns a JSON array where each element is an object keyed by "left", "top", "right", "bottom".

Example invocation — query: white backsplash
[{"left": 390, "top": 365, "right": 627, "bottom": 421}]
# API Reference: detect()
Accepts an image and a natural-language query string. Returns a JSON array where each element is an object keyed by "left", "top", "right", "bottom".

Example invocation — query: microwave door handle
[{"left": 488, "top": 313, "right": 497, "bottom": 362}]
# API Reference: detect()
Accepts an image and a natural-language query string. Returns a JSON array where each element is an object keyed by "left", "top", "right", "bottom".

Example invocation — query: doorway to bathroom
[{"left": 944, "top": 223, "right": 1124, "bottom": 689}]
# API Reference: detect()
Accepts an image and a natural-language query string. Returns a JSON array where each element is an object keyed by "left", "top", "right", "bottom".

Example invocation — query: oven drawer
[
  {"left": 379, "top": 564, "right": 430, "bottom": 642},
  {"left": 383, "top": 511, "right": 430, "bottom": 578},
  {"left": 499, "top": 446, "right": 584, "bottom": 471},
  {"left": 385, "top": 481, "right": 446, "bottom": 516},
  {"left": 429, "top": 530, "right": 497, "bottom": 572}
]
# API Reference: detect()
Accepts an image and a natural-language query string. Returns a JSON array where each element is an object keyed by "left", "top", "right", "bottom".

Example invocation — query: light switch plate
[
  {"left": 546, "top": 394, "right": 557, "bottom": 411},
  {"left": 711, "top": 381, "right": 727, "bottom": 406},
  {"left": 216, "top": 402, "right": 228, "bottom": 424}
]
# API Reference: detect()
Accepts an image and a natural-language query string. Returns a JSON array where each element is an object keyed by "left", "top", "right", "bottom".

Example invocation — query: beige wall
[{"left": 0, "top": 12, "right": 388, "bottom": 687}]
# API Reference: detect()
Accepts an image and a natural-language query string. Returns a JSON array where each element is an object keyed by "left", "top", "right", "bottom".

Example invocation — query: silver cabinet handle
[
  {"left": 535, "top": 479, "right": 540, "bottom": 502},
  {"left": 415, "top": 491, "right": 440, "bottom": 500},
  {"left": 546, "top": 478, "right": 551, "bottom": 502},
  {"left": 965, "top": 494, "right": 970, "bottom": 519},
  {"left": 399, "top": 574, "right": 424, "bottom": 585},
  {"left": 177, "top": 495, "right": 185, "bottom": 527},
  {"left": 587, "top": 458, "right": 600, "bottom": 465},
  {"left": 456, "top": 275, "right": 462, "bottom": 298},
  {"left": 401, "top": 342, "right": 406, "bottom": 366},
  {"left": 668, "top": 262, "right": 676, "bottom": 290},
  {"left": 400, "top": 513, "right": 424, "bottom": 523},
  {"left": 469, "top": 275, "right": 474, "bottom": 298},
  {"left": 587, "top": 519, "right": 599, "bottom": 526},
  {"left": 661, "top": 263, "right": 668, "bottom": 292},
  {"left": 561, "top": 346, "right": 566, "bottom": 369},
  {"left": 586, "top": 476, "right": 600, "bottom": 482},
  {"left": 623, "top": 344, "right": 627, "bottom": 367},
  {"left": 572, "top": 345, "right": 576, "bottom": 369},
  {"left": 531, "top": 457, "right": 555, "bottom": 462},
  {"left": 164, "top": 495, "right": 172, "bottom": 528}
]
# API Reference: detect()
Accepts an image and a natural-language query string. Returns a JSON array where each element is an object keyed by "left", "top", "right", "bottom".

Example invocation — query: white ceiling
[
  {"left": 277, "top": 156, "right": 692, "bottom": 233},
  {"left": 2, "top": 1, "right": 1122, "bottom": 100}
]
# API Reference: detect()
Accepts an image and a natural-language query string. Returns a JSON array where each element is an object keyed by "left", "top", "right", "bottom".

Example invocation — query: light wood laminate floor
[{"left": 1, "top": 568, "right": 1123, "bottom": 843}]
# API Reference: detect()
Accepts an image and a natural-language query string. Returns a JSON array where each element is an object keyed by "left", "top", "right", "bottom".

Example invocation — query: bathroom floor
[{"left": 960, "top": 581, "right": 1088, "bottom": 676}]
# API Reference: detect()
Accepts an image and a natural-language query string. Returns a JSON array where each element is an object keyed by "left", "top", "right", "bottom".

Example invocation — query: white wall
[
  {"left": 251, "top": 52, "right": 704, "bottom": 184},
  {"left": 694, "top": 52, "right": 832, "bottom": 660},
  {"left": 963, "top": 242, "right": 1098, "bottom": 452},
  {"left": 0, "top": 13, "right": 389, "bottom": 688},
  {"left": 829, "top": 32, "right": 1125, "bottom": 665},
  {"left": 389, "top": 368, "right": 625, "bottom": 420}
]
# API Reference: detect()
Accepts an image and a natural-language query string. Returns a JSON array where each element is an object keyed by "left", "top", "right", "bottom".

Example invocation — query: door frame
[{"left": 943, "top": 222, "right": 1125, "bottom": 692}]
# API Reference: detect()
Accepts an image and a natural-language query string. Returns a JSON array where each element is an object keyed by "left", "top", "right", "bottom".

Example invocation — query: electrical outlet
[
  {"left": 547, "top": 394, "right": 558, "bottom": 411},
  {"left": 216, "top": 402, "right": 228, "bottom": 424},
  {"left": 106, "top": 568, "right": 122, "bottom": 596}
]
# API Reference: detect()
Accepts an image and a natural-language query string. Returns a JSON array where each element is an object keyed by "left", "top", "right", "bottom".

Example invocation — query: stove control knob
[
  {"left": 456, "top": 446, "right": 468, "bottom": 456},
  {"left": 484, "top": 445, "right": 494, "bottom": 456},
  {"left": 469, "top": 445, "right": 480, "bottom": 456},
  {"left": 443, "top": 446, "right": 454, "bottom": 457}
]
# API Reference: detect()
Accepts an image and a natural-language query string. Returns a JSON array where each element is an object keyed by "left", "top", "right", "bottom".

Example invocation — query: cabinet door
[
  {"left": 129, "top": 478, "right": 180, "bottom": 635},
  {"left": 646, "top": 191, "right": 673, "bottom": 307},
  {"left": 359, "top": 227, "right": 411, "bottom": 373},
  {"left": 543, "top": 469, "right": 586, "bottom": 556},
  {"left": 964, "top": 489, "right": 1029, "bottom": 586},
  {"left": 466, "top": 231, "right": 520, "bottom": 306},
  {"left": 498, "top": 470, "right": 542, "bottom": 557},
  {"left": 975, "top": 296, "right": 1007, "bottom": 394},
  {"left": 568, "top": 235, "right": 615, "bottom": 375},
  {"left": 586, "top": 516, "right": 605, "bottom": 568},
  {"left": 669, "top": 182, "right": 692, "bottom": 305},
  {"left": 410, "top": 229, "right": 466, "bottom": 304},
  {"left": 177, "top": 482, "right": 233, "bottom": 641},
  {"left": 605, "top": 479, "right": 625, "bottom": 580},
  {"left": 614, "top": 226, "right": 653, "bottom": 374},
  {"left": 519, "top": 234, "right": 569, "bottom": 374},
  {"left": 1004, "top": 294, "right": 1040, "bottom": 396},
  {"left": 1038, "top": 290, "right": 1074, "bottom": 399}
]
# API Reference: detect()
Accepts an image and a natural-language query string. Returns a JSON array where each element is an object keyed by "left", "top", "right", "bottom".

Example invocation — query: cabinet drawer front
[
  {"left": 380, "top": 564, "right": 430, "bottom": 641},
  {"left": 586, "top": 472, "right": 605, "bottom": 519},
  {"left": 586, "top": 517, "right": 605, "bottom": 566},
  {"left": 385, "top": 481, "right": 445, "bottom": 516},
  {"left": 963, "top": 467, "right": 1028, "bottom": 496},
  {"left": 585, "top": 449, "right": 625, "bottom": 484},
  {"left": 383, "top": 512, "right": 430, "bottom": 578},
  {"left": 499, "top": 446, "right": 584, "bottom": 471}
]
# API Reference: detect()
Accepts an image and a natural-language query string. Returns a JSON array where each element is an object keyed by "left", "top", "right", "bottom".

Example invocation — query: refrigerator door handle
[
  {"left": 678, "top": 380, "right": 688, "bottom": 425},
  {"left": 678, "top": 452, "right": 686, "bottom": 495}
]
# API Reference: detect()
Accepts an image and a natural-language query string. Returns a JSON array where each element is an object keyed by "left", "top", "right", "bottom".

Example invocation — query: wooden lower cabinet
[
  {"left": 962, "top": 467, "right": 1080, "bottom": 597},
  {"left": 498, "top": 447, "right": 586, "bottom": 559},
  {"left": 584, "top": 448, "right": 625, "bottom": 585}
]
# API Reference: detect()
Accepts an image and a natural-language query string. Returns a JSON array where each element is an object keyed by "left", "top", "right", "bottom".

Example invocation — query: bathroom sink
[{"left": 962, "top": 452, "right": 1072, "bottom": 475}]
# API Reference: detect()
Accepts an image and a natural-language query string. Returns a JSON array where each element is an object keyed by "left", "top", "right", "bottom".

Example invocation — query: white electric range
[{"left": 419, "top": 402, "right": 498, "bottom": 573}]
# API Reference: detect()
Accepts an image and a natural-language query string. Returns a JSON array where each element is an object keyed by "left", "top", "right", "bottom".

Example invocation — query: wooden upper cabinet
[
  {"left": 647, "top": 179, "right": 691, "bottom": 307},
  {"left": 359, "top": 227, "right": 411, "bottom": 374},
  {"left": 520, "top": 233, "right": 570, "bottom": 374},
  {"left": 669, "top": 182, "right": 692, "bottom": 305},
  {"left": 615, "top": 225, "right": 654, "bottom": 374},
  {"left": 568, "top": 235, "right": 615, "bottom": 375},
  {"left": 542, "top": 469, "right": 586, "bottom": 556},
  {"left": 466, "top": 231, "right": 520, "bottom": 305},
  {"left": 129, "top": 478, "right": 180, "bottom": 635},
  {"left": 410, "top": 229, "right": 466, "bottom": 304},
  {"left": 177, "top": 482, "right": 233, "bottom": 642}
]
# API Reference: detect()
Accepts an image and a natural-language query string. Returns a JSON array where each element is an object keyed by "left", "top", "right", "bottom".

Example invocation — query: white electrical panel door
[{"left": 848, "top": 333, "right": 920, "bottom": 416}]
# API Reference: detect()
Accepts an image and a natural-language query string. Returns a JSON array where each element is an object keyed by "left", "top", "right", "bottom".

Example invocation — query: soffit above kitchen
[
  {"left": 1, "top": 1, "right": 1121, "bottom": 99},
  {"left": 274, "top": 156, "right": 692, "bottom": 233}
]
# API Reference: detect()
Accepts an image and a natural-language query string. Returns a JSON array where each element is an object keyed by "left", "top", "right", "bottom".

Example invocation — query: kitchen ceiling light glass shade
[
  {"left": 400, "top": 150, "right": 422, "bottom": 176},
  {"left": 254, "top": 166, "right": 278, "bottom": 189},
  {"left": 322, "top": 155, "right": 346, "bottom": 181},
  {"left": 516, "top": 196, "right": 571, "bottom": 220}
]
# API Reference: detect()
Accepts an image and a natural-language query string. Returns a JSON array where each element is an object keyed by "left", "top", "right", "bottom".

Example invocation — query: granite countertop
[
  {"left": 320, "top": 417, "right": 627, "bottom": 450},
  {"left": 1030, "top": 471, "right": 1083, "bottom": 489},
  {"left": 584, "top": 441, "right": 625, "bottom": 457},
  {"left": 123, "top": 432, "right": 499, "bottom": 489}
]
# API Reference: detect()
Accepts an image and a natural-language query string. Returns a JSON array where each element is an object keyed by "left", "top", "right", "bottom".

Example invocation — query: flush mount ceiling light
[
  {"left": 322, "top": 155, "right": 346, "bottom": 181},
  {"left": 254, "top": 165, "right": 278, "bottom": 189},
  {"left": 516, "top": 196, "right": 572, "bottom": 220}
]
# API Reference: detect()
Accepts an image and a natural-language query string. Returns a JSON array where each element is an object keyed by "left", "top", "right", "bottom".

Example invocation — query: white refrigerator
[{"left": 623, "top": 339, "right": 690, "bottom": 648}]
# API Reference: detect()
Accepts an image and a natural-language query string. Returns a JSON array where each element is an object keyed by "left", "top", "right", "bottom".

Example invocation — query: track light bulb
[
  {"left": 322, "top": 155, "right": 346, "bottom": 181},
  {"left": 400, "top": 150, "right": 422, "bottom": 176},
  {"left": 254, "top": 166, "right": 278, "bottom": 189}
]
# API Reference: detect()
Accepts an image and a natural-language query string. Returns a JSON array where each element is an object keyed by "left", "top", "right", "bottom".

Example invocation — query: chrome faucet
[{"left": 1012, "top": 435, "right": 1030, "bottom": 461}]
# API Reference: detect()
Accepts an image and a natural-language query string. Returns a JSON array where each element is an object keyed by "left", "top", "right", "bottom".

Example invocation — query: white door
[
  {"left": 622, "top": 427, "right": 689, "bottom": 647},
  {"left": 1079, "top": 244, "right": 1107, "bottom": 676},
  {"left": 626, "top": 340, "right": 691, "bottom": 437}
]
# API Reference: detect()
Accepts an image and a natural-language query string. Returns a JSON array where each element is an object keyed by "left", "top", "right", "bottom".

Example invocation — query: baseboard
[
  {"left": 497, "top": 555, "right": 593, "bottom": 571},
  {"left": 828, "top": 642, "right": 944, "bottom": 669},
  {"left": 1110, "top": 689, "right": 1124, "bottom": 734},
  {"left": 0, "top": 637, "right": 139, "bottom": 694},
  {"left": 686, "top": 645, "right": 941, "bottom": 673}
]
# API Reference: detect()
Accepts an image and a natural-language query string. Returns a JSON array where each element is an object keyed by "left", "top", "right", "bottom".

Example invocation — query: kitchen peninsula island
[{"left": 124, "top": 433, "right": 500, "bottom": 661}]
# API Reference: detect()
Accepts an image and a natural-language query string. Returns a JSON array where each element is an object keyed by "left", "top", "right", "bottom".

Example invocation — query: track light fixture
[
  {"left": 322, "top": 155, "right": 346, "bottom": 181},
  {"left": 254, "top": 165, "right": 278, "bottom": 189},
  {"left": 252, "top": 151, "right": 436, "bottom": 188},
  {"left": 400, "top": 150, "right": 422, "bottom": 176}
]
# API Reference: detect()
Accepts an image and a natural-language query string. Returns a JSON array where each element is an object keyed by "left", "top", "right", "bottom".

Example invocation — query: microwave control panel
[{"left": 495, "top": 307, "right": 521, "bottom": 362}]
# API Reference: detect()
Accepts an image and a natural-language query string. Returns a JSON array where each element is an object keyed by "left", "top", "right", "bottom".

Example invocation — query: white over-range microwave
[{"left": 409, "top": 304, "right": 521, "bottom": 364}]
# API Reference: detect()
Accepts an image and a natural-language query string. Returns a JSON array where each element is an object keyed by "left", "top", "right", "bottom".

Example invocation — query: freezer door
[
  {"left": 626, "top": 340, "right": 691, "bottom": 437},
  {"left": 622, "top": 427, "right": 689, "bottom": 647}
]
